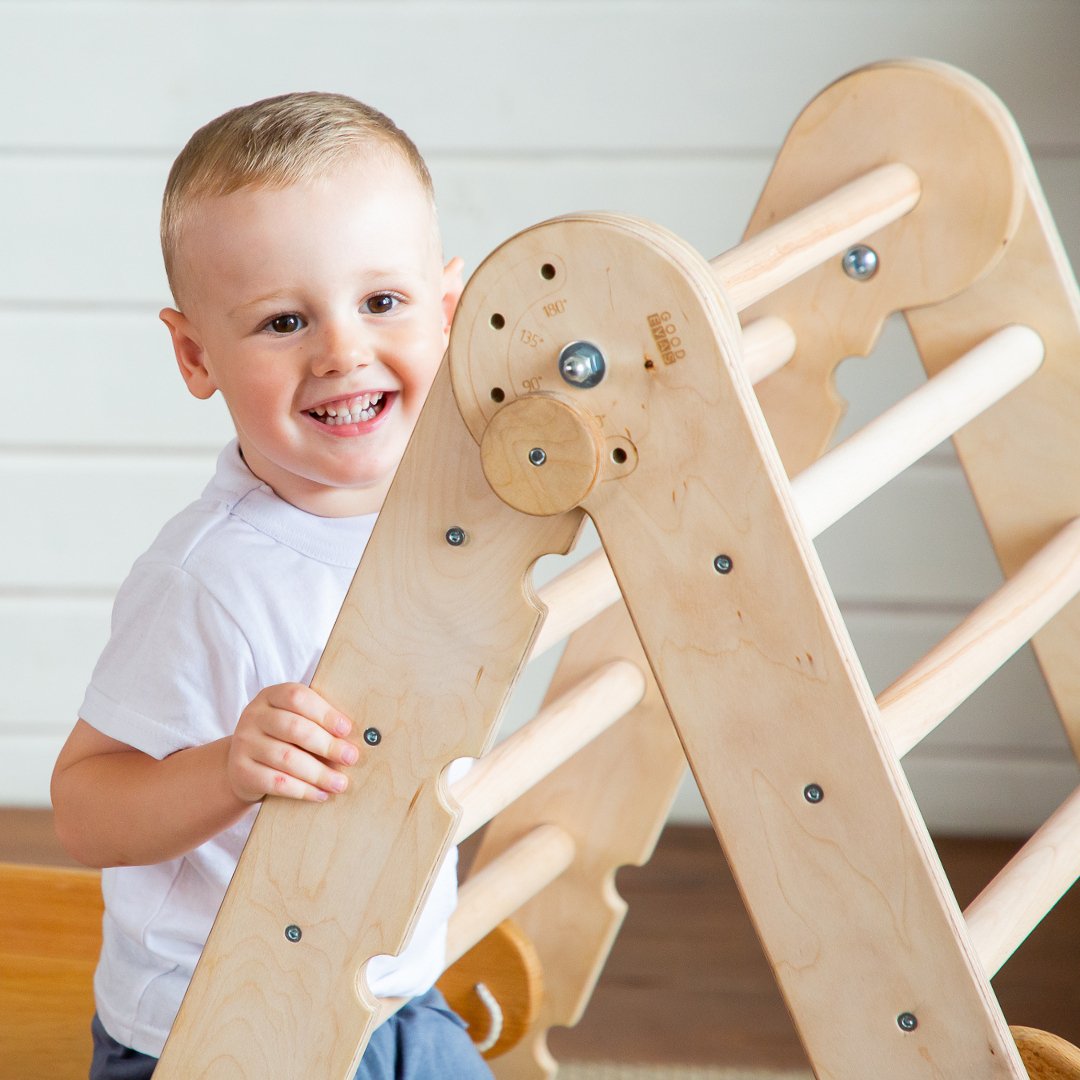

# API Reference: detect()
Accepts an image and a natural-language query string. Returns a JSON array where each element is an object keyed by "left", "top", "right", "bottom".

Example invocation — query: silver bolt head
[
  {"left": 558, "top": 341, "right": 606, "bottom": 388},
  {"left": 528, "top": 447, "right": 547, "bottom": 466},
  {"left": 445, "top": 526, "right": 466, "bottom": 546},
  {"left": 285, "top": 924, "right": 302, "bottom": 942},
  {"left": 842, "top": 245, "right": 879, "bottom": 281},
  {"left": 897, "top": 1012, "right": 918, "bottom": 1032}
]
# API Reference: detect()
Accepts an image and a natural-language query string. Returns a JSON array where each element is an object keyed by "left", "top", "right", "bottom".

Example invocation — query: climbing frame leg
[
  {"left": 451, "top": 207, "right": 1028, "bottom": 1076},
  {"left": 155, "top": 364, "right": 585, "bottom": 1078}
]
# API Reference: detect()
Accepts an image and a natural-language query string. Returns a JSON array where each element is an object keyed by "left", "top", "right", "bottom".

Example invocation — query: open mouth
[{"left": 307, "top": 391, "right": 389, "bottom": 426}]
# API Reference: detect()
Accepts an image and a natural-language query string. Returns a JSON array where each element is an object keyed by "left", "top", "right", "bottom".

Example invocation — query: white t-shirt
[{"left": 80, "top": 442, "right": 459, "bottom": 1057}]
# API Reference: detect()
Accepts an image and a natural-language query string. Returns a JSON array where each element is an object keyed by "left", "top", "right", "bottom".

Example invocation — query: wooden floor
[{"left": 5, "top": 809, "right": 1079, "bottom": 1070}]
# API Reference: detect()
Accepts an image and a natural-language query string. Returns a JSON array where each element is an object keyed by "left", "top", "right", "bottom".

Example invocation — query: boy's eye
[
  {"left": 266, "top": 313, "right": 304, "bottom": 335},
  {"left": 363, "top": 293, "right": 401, "bottom": 315}
]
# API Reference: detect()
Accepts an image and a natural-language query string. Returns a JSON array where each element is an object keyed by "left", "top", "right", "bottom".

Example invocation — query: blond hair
[{"left": 161, "top": 91, "right": 435, "bottom": 305}]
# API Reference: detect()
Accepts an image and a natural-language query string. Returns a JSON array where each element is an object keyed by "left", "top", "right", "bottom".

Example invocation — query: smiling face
[{"left": 160, "top": 152, "right": 463, "bottom": 516}]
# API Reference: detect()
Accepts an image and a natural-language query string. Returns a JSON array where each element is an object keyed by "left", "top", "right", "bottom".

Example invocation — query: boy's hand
[{"left": 227, "top": 683, "right": 359, "bottom": 804}]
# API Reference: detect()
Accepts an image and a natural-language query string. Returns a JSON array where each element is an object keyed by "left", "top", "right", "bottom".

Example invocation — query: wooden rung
[
  {"left": 450, "top": 659, "right": 647, "bottom": 842},
  {"left": 1012, "top": 1026, "right": 1080, "bottom": 1078},
  {"left": 374, "top": 824, "right": 575, "bottom": 1024},
  {"left": 711, "top": 162, "right": 921, "bottom": 311},
  {"left": 532, "top": 326, "right": 1042, "bottom": 666},
  {"left": 530, "top": 548, "right": 622, "bottom": 661},
  {"left": 792, "top": 325, "right": 1044, "bottom": 538},
  {"left": 742, "top": 315, "right": 797, "bottom": 385},
  {"left": 879, "top": 517, "right": 1080, "bottom": 757},
  {"left": 965, "top": 785, "right": 1080, "bottom": 979}
]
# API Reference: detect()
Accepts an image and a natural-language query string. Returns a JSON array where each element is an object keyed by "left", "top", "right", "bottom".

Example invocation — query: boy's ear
[
  {"left": 441, "top": 257, "right": 465, "bottom": 335},
  {"left": 159, "top": 308, "right": 218, "bottom": 400}
]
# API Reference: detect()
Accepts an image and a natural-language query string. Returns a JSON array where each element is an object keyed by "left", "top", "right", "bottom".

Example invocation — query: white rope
[{"left": 471, "top": 981, "right": 504, "bottom": 1053}]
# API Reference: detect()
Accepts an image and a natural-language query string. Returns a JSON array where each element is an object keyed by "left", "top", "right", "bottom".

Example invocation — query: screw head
[
  {"left": 713, "top": 554, "right": 733, "bottom": 574},
  {"left": 285, "top": 924, "right": 302, "bottom": 943},
  {"left": 897, "top": 1012, "right": 918, "bottom": 1032},
  {"left": 364, "top": 727, "right": 382, "bottom": 746},
  {"left": 445, "top": 526, "right": 466, "bottom": 546},
  {"left": 804, "top": 783, "right": 825, "bottom": 804},
  {"left": 558, "top": 341, "right": 606, "bottom": 389},
  {"left": 842, "top": 244, "right": 879, "bottom": 281},
  {"left": 528, "top": 447, "right": 547, "bottom": 466}
]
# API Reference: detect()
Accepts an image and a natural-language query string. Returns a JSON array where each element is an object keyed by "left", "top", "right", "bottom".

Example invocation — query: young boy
[{"left": 50, "top": 92, "right": 492, "bottom": 1079}]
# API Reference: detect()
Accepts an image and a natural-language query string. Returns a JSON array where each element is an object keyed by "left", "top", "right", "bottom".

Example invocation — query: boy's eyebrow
[{"left": 227, "top": 293, "right": 291, "bottom": 319}]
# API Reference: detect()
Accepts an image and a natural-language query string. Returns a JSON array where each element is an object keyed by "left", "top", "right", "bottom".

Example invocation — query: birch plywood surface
[
  {"left": 452, "top": 209, "right": 1027, "bottom": 1074},
  {"left": 155, "top": 365, "right": 585, "bottom": 1079}
]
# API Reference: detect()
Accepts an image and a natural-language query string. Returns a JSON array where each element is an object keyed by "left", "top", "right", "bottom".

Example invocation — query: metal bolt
[
  {"left": 804, "top": 783, "right": 824, "bottom": 804},
  {"left": 528, "top": 447, "right": 547, "bottom": 466},
  {"left": 558, "top": 340, "right": 606, "bottom": 389},
  {"left": 897, "top": 1012, "right": 918, "bottom": 1032},
  {"left": 285, "top": 924, "right": 302, "bottom": 943},
  {"left": 364, "top": 727, "right": 382, "bottom": 746},
  {"left": 842, "top": 244, "right": 879, "bottom": 281},
  {"left": 713, "top": 554, "right": 733, "bottom": 575},
  {"left": 445, "top": 526, "right": 466, "bottom": 546}
]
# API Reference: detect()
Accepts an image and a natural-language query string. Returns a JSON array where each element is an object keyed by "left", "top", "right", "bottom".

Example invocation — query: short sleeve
[{"left": 79, "top": 560, "right": 259, "bottom": 759}]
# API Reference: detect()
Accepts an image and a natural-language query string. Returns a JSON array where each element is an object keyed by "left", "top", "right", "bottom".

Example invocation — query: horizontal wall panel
[
  {"left": 0, "top": 734, "right": 65, "bottom": 806},
  {"left": 669, "top": 749, "right": 1079, "bottom": 837},
  {"left": 2, "top": 152, "right": 1075, "bottom": 312},
  {"left": 0, "top": 455, "right": 215, "bottom": 589},
  {"left": 0, "top": 156, "right": 776, "bottom": 305},
  {"left": 0, "top": 312, "right": 234, "bottom": 450},
  {"left": 2, "top": 3, "right": 1078, "bottom": 153},
  {"left": 0, "top": 598, "right": 111, "bottom": 736},
  {"left": 844, "top": 609, "right": 1069, "bottom": 754},
  {"left": 815, "top": 462, "right": 1004, "bottom": 606},
  {"left": 905, "top": 754, "right": 1079, "bottom": 837}
]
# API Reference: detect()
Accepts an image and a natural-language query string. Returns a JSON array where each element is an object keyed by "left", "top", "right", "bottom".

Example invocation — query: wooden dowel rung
[
  {"left": 451, "top": 659, "right": 647, "bottom": 843},
  {"left": 447, "top": 823, "right": 576, "bottom": 964},
  {"left": 531, "top": 548, "right": 620, "bottom": 662},
  {"left": 374, "top": 823, "right": 575, "bottom": 1024},
  {"left": 879, "top": 517, "right": 1080, "bottom": 757},
  {"left": 530, "top": 325, "right": 1039, "bottom": 674},
  {"left": 742, "top": 316, "right": 797, "bottom": 385},
  {"left": 965, "top": 785, "right": 1080, "bottom": 978},
  {"left": 791, "top": 325, "right": 1044, "bottom": 539},
  {"left": 711, "top": 163, "right": 921, "bottom": 311}
]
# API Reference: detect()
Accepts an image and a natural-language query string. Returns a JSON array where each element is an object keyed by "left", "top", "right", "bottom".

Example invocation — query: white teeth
[{"left": 309, "top": 392, "right": 386, "bottom": 425}]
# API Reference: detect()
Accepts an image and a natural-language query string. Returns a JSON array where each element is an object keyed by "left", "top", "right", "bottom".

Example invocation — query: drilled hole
[
  {"left": 490, "top": 313, "right": 505, "bottom": 330},
  {"left": 540, "top": 263, "right": 556, "bottom": 280},
  {"left": 490, "top": 387, "right": 505, "bottom": 403},
  {"left": 611, "top": 447, "right": 628, "bottom": 464}
]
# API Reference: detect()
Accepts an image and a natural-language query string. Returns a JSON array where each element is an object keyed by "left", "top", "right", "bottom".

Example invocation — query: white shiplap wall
[{"left": 2, "top": 0, "right": 1078, "bottom": 834}]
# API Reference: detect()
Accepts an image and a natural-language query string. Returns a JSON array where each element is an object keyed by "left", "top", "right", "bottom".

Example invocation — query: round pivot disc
[{"left": 480, "top": 395, "right": 601, "bottom": 516}]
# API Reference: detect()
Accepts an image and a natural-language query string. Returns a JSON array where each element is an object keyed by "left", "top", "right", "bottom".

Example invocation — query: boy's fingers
[
  {"left": 264, "top": 708, "right": 358, "bottom": 767},
  {"left": 266, "top": 683, "right": 353, "bottom": 736},
  {"left": 249, "top": 762, "right": 337, "bottom": 803},
  {"left": 256, "top": 741, "right": 350, "bottom": 796}
]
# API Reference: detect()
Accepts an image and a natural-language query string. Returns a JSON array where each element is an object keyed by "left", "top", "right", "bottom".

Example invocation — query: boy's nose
[{"left": 310, "top": 320, "right": 372, "bottom": 377}]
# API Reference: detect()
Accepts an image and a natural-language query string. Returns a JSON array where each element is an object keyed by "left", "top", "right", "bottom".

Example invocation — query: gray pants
[{"left": 89, "top": 988, "right": 494, "bottom": 1079}]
